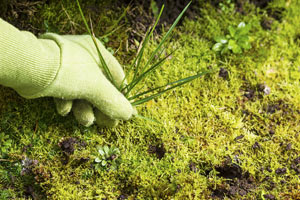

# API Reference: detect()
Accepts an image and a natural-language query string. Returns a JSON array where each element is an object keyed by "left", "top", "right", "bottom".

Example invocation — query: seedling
[
  {"left": 213, "top": 22, "right": 251, "bottom": 54},
  {"left": 94, "top": 145, "right": 120, "bottom": 171},
  {"left": 76, "top": 1, "right": 212, "bottom": 108}
]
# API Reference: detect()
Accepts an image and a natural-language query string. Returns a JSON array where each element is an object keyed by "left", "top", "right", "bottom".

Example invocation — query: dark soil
[
  {"left": 263, "top": 194, "right": 276, "bottom": 200},
  {"left": 275, "top": 168, "right": 287, "bottom": 175},
  {"left": 249, "top": 0, "right": 273, "bottom": 9},
  {"left": 263, "top": 176, "right": 276, "bottom": 190},
  {"left": 244, "top": 89, "right": 255, "bottom": 100},
  {"left": 58, "top": 137, "right": 87, "bottom": 155},
  {"left": 267, "top": 7, "right": 286, "bottom": 22},
  {"left": 58, "top": 137, "right": 87, "bottom": 165},
  {"left": 211, "top": 159, "right": 257, "bottom": 199},
  {"left": 148, "top": 143, "right": 166, "bottom": 159},
  {"left": 219, "top": 68, "right": 229, "bottom": 80},
  {"left": 22, "top": 144, "right": 33, "bottom": 153},
  {"left": 252, "top": 141, "right": 261, "bottom": 149},
  {"left": 124, "top": 0, "right": 200, "bottom": 52},
  {"left": 235, "top": 0, "right": 275, "bottom": 11},
  {"left": 20, "top": 157, "right": 50, "bottom": 199},
  {"left": 215, "top": 163, "right": 243, "bottom": 179},
  {"left": 72, "top": 157, "right": 90, "bottom": 168},
  {"left": 118, "top": 194, "right": 128, "bottom": 200},
  {"left": 0, "top": 0, "right": 9, "bottom": 16},
  {"left": 0, "top": 0, "right": 44, "bottom": 35},
  {"left": 127, "top": 0, "right": 199, "bottom": 28},
  {"left": 261, "top": 17, "right": 274, "bottom": 30},
  {"left": 259, "top": 4, "right": 286, "bottom": 30},
  {"left": 245, "top": 98, "right": 298, "bottom": 135},
  {"left": 269, "top": 129, "right": 275, "bottom": 136},
  {"left": 294, "top": 157, "right": 300, "bottom": 165},
  {"left": 291, "top": 157, "right": 300, "bottom": 174},
  {"left": 257, "top": 84, "right": 271, "bottom": 95},
  {"left": 234, "top": 134, "right": 244, "bottom": 141},
  {"left": 264, "top": 100, "right": 291, "bottom": 115},
  {"left": 242, "top": 83, "right": 270, "bottom": 101},
  {"left": 125, "top": 1, "right": 154, "bottom": 47},
  {"left": 24, "top": 185, "right": 39, "bottom": 200},
  {"left": 189, "top": 161, "right": 199, "bottom": 173},
  {"left": 285, "top": 143, "right": 292, "bottom": 151},
  {"left": 155, "top": 0, "right": 199, "bottom": 26}
]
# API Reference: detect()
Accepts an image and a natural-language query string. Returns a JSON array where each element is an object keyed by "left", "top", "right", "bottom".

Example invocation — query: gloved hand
[{"left": 0, "top": 18, "right": 133, "bottom": 127}]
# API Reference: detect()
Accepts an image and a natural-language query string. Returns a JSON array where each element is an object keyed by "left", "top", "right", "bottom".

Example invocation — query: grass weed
[{"left": 76, "top": 0, "right": 212, "bottom": 107}]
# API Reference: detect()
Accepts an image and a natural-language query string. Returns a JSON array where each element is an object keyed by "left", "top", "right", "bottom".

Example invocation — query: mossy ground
[{"left": 1, "top": 0, "right": 300, "bottom": 199}]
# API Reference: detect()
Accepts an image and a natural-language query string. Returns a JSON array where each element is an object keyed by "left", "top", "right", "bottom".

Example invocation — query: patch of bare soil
[
  {"left": 0, "top": 0, "right": 44, "bottom": 35},
  {"left": 155, "top": 0, "right": 199, "bottom": 26},
  {"left": 211, "top": 158, "right": 257, "bottom": 199},
  {"left": 58, "top": 137, "right": 87, "bottom": 164},
  {"left": 148, "top": 143, "right": 166, "bottom": 159}
]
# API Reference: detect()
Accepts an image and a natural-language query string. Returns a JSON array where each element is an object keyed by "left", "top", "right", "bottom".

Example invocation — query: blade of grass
[
  {"left": 134, "top": 114, "right": 161, "bottom": 124},
  {"left": 125, "top": 49, "right": 176, "bottom": 97},
  {"left": 126, "top": 1, "right": 192, "bottom": 96},
  {"left": 121, "top": 45, "right": 167, "bottom": 94},
  {"left": 120, "top": 5, "right": 165, "bottom": 91},
  {"left": 119, "top": 28, "right": 151, "bottom": 92},
  {"left": 131, "top": 5, "right": 164, "bottom": 81},
  {"left": 141, "top": 2, "right": 191, "bottom": 72},
  {"left": 76, "top": 0, "right": 116, "bottom": 86},
  {"left": 128, "top": 70, "right": 212, "bottom": 100},
  {"left": 130, "top": 70, "right": 212, "bottom": 106},
  {"left": 129, "top": 5, "right": 164, "bottom": 78},
  {"left": 92, "top": 33, "right": 117, "bottom": 87},
  {"left": 131, "top": 84, "right": 147, "bottom": 98},
  {"left": 122, "top": 47, "right": 170, "bottom": 95}
]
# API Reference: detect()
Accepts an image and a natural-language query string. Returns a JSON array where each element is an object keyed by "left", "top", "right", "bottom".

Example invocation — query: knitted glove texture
[{"left": 0, "top": 18, "right": 133, "bottom": 127}]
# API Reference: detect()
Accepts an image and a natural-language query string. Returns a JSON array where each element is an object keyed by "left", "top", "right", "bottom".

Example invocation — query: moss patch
[{"left": 1, "top": 0, "right": 300, "bottom": 199}]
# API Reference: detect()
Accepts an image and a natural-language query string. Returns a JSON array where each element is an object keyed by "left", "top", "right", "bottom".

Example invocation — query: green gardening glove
[{"left": 0, "top": 18, "right": 133, "bottom": 127}]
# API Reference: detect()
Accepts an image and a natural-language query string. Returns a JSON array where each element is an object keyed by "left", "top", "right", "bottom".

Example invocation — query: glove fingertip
[
  {"left": 94, "top": 109, "right": 119, "bottom": 128},
  {"left": 73, "top": 100, "right": 95, "bottom": 127},
  {"left": 54, "top": 98, "right": 73, "bottom": 116}
]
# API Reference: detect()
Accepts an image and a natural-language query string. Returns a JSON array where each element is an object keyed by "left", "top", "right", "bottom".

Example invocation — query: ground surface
[{"left": 0, "top": 0, "right": 300, "bottom": 199}]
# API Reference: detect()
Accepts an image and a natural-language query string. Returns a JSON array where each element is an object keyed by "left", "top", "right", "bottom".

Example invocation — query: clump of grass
[{"left": 76, "top": 0, "right": 212, "bottom": 108}]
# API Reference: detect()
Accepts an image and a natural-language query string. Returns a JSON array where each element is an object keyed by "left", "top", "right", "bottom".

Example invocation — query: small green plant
[
  {"left": 94, "top": 145, "right": 121, "bottom": 171},
  {"left": 0, "top": 132, "right": 12, "bottom": 158},
  {"left": 213, "top": 22, "right": 251, "bottom": 54},
  {"left": 219, "top": 0, "right": 235, "bottom": 14},
  {"left": 76, "top": 1, "right": 212, "bottom": 108}
]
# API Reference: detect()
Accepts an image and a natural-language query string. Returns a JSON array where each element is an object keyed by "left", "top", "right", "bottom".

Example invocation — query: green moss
[{"left": 1, "top": 0, "right": 300, "bottom": 199}]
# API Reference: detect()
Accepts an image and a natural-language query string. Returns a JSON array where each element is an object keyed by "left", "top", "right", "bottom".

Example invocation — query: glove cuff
[{"left": 0, "top": 19, "right": 60, "bottom": 97}]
